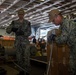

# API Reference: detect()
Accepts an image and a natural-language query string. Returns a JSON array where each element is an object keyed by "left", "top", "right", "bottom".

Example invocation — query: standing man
[
  {"left": 32, "top": 36, "right": 36, "bottom": 44},
  {"left": 6, "top": 8, "right": 31, "bottom": 75},
  {"left": 48, "top": 9, "right": 76, "bottom": 75}
]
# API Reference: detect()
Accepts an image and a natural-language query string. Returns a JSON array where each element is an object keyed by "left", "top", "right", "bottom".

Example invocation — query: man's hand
[{"left": 55, "top": 29, "right": 61, "bottom": 36}]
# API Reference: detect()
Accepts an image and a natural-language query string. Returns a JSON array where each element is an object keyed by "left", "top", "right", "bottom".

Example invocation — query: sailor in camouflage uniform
[
  {"left": 49, "top": 9, "right": 76, "bottom": 75},
  {"left": 6, "top": 9, "right": 31, "bottom": 75}
]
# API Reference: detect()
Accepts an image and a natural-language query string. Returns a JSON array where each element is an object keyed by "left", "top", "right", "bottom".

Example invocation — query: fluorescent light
[
  {"left": 40, "top": 0, "right": 45, "bottom": 1},
  {"left": 11, "top": 15, "right": 15, "bottom": 18},
  {"left": 74, "top": 13, "right": 76, "bottom": 15},
  {"left": 63, "top": 15, "right": 67, "bottom": 18}
]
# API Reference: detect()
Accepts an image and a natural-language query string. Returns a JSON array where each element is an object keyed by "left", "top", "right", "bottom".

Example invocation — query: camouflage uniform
[
  {"left": 56, "top": 19, "right": 76, "bottom": 75},
  {"left": 6, "top": 19, "right": 31, "bottom": 74}
]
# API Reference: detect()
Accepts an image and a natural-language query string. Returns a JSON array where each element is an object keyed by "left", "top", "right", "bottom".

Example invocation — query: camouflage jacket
[
  {"left": 56, "top": 19, "right": 76, "bottom": 47},
  {"left": 6, "top": 19, "right": 31, "bottom": 42}
]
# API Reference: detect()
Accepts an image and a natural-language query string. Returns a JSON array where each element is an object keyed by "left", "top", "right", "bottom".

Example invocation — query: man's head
[
  {"left": 49, "top": 9, "right": 63, "bottom": 25},
  {"left": 17, "top": 8, "right": 25, "bottom": 19}
]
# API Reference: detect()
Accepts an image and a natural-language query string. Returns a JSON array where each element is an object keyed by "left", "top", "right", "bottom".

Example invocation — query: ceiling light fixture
[
  {"left": 74, "top": 12, "right": 76, "bottom": 15},
  {"left": 11, "top": 15, "right": 15, "bottom": 18},
  {"left": 40, "top": 0, "right": 45, "bottom": 2}
]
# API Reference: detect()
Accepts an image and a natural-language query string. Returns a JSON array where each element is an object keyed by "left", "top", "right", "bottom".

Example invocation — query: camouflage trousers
[
  {"left": 15, "top": 42, "right": 30, "bottom": 75},
  {"left": 69, "top": 45, "right": 76, "bottom": 75}
]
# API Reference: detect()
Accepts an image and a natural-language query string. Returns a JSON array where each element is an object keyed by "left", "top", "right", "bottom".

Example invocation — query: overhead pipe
[
  {"left": 25, "top": 0, "right": 76, "bottom": 17},
  {"left": 0, "top": 0, "right": 75, "bottom": 25},
  {"left": 0, "top": 0, "right": 6, "bottom": 5},
  {"left": 26, "top": 0, "right": 50, "bottom": 12},
  {"left": 0, "top": 0, "right": 20, "bottom": 21},
  {"left": 25, "top": 1, "right": 62, "bottom": 17},
  {"left": 1, "top": 0, "right": 20, "bottom": 13},
  {"left": 26, "top": 0, "right": 76, "bottom": 21},
  {"left": 0, "top": 0, "right": 36, "bottom": 25},
  {"left": 58, "top": 0, "right": 76, "bottom": 9},
  {"left": 0, "top": 0, "right": 57, "bottom": 23}
]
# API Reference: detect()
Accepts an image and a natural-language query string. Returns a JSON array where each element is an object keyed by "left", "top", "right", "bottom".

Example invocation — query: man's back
[{"left": 56, "top": 19, "right": 76, "bottom": 47}]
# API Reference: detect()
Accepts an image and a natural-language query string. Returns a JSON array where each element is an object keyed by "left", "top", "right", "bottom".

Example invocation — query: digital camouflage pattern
[
  {"left": 6, "top": 19, "right": 31, "bottom": 74},
  {"left": 56, "top": 19, "right": 76, "bottom": 75}
]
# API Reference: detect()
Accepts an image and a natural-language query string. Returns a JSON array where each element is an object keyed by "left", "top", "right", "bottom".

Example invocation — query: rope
[{"left": 44, "top": 41, "right": 53, "bottom": 75}]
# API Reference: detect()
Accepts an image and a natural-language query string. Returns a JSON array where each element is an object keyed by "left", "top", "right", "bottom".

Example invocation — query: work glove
[
  {"left": 11, "top": 21, "right": 18, "bottom": 32},
  {"left": 50, "top": 34, "right": 56, "bottom": 41},
  {"left": 48, "top": 34, "right": 56, "bottom": 43},
  {"left": 12, "top": 27, "right": 18, "bottom": 32}
]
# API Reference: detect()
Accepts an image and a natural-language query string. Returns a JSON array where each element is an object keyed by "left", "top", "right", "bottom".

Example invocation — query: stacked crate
[{"left": 47, "top": 42, "right": 70, "bottom": 75}]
